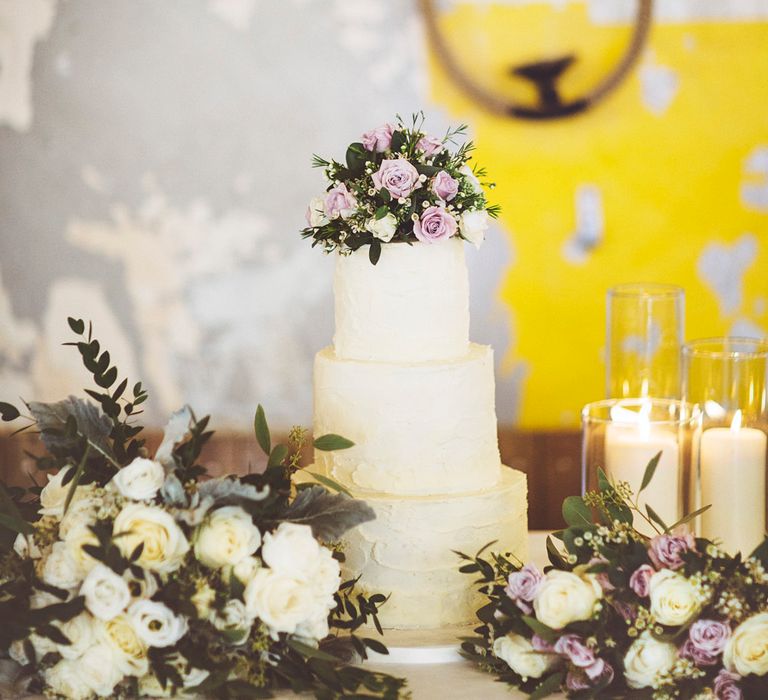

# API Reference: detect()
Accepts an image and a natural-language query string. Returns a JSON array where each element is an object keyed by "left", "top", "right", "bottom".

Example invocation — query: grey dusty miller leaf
[
  {"left": 197, "top": 477, "right": 270, "bottom": 507},
  {"left": 28, "top": 396, "right": 112, "bottom": 455},
  {"left": 283, "top": 485, "right": 375, "bottom": 542},
  {"left": 155, "top": 405, "right": 194, "bottom": 470}
]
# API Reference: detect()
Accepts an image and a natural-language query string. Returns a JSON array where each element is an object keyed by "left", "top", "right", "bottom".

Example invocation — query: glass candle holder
[
  {"left": 582, "top": 398, "right": 694, "bottom": 536},
  {"left": 606, "top": 284, "right": 684, "bottom": 400},
  {"left": 683, "top": 337, "right": 768, "bottom": 554}
]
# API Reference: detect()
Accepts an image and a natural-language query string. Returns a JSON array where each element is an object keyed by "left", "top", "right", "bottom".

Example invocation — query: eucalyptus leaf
[
  {"left": 375, "top": 206, "right": 389, "bottom": 220},
  {"left": 313, "top": 434, "right": 355, "bottom": 451},
  {"left": 369, "top": 240, "right": 382, "bottom": 266},
  {"left": 646, "top": 504, "right": 669, "bottom": 533},
  {"left": 0, "top": 402, "right": 19, "bottom": 422},
  {"left": 0, "top": 512, "right": 34, "bottom": 536},
  {"left": 639, "top": 452, "right": 662, "bottom": 493},
  {"left": 521, "top": 615, "right": 558, "bottom": 643},
  {"left": 288, "top": 638, "right": 340, "bottom": 662},
  {"left": 562, "top": 496, "right": 592, "bottom": 528},
  {"left": 669, "top": 504, "right": 712, "bottom": 531},
  {"left": 0, "top": 482, "right": 33, "bottom": 536},
  {"left": 307, "top": 471, "right": 352, "bottom": 497},
  {"left": 28, "top": 396, "right": 112, "bottom": 455},
  {"left": 283, "top": 485, "right": 375, "bottom": 541},
  {"left": 529, "top": 671, "right": 564, "bottom": 700},
  {"left": 267, "top": 444, "right": 289, "bottom": 468},
  {"left": 67, "top": 317, "right": 85, "bottom": 335},
  {"left": 253, "top": 404, "right": 271, "bottom": 456},
  {"left": 63, "top": 445, "right": 91, "bottom": 515}
]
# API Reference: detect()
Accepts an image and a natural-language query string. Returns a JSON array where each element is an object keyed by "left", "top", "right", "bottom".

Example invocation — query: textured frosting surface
[
  {"left": 304, "top": 466, "right": 528, "bottom": 629},
  {"left": 314, "top": 344, "right": 502, "bottom": 495},
  {"left": 333, "top": 238, "right": 470, "bottom": 362}
]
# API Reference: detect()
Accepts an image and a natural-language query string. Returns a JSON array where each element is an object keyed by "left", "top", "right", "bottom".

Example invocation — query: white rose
[
  {"left": 41, "top": 541, "right": 82, "bottom": 590},
  {"left": 314, "top": 546, "right": 341, "bottom": 601},
  {"left": 243, "top": 568, "right": 317, "bottom": 635},
  {"left": 113, "top": 503, "right": 190, "bottom": 574},
  {"left": 55, "top": 612, "right": 96, "bottom": 660},
  {"left": 306, "top": 196, "right": 329, "bottom": 227},
  {"left": 623, "top": 631, "right": 677, "bottom": 689},
  {"left": 231, "top": 555, "right": 261, "bottom": 585},
  {"left": 14, "top": 532, "right": 41, "bottom": 559},
  {"left": 29, "top": 632, "right": 57, "bottom": 659},
  {"left": 8, "top": 639, "right": 29, "bottom": 666},
  {"left": 110, "top": 457, "right": 165, "bottom": 501},
  {"left": 213, "top": 599, "right": 253, "bottom": 645},
  {"left": 61, "top": 521, "right": 100, "bottom": 578},
  {"left": 365, "top": 212, "right": 398, "bottom": 242},
  {"left": 493, "top": 633, "right": 557, "bottom": 680},
  {"left": 532, "top": 570, "right": 602, "bottom": 630},
  {"left": 724, "top": 612, "right": 768, "bottom": 676},
  {"left": 128, "top": 599, "right": 188, "bottom": 648},
  {"left": 459, "top": 164, "right": 483, "bottom": 193},
  {"left": 194, "top": 506, "right": 261, "bottom": 569},
  {"left": 81, "top": 562, "right": 132, "bottom": 620},
  {"left": 649, "top": 570, "right": 700, "bottom": 627},
  {"left": 39, "top": 466, "right": 74, "bottom": 518},
  {"left": 98, "top": 614, "right": 149, "bottom": 677},
  {"left": 45, "top": 659, "right": 93, "bottom": 700},
  {"left": 295, "top": 610, "right": 330, "bottom": 643},
  {"left": 459, "top": 209, "right": 489, "bottom": 249},
  {"left": 59, "top": 493, "right": 99, "bottom": 540},
  {"left": 124, "top": 567, "right": 158, "bottom": 600},
  {"left": 79, "top": 643, "right": 123, "bottom": 697},
  {"left": 261, "top": 522, "right": 321, "bottom": 581}
]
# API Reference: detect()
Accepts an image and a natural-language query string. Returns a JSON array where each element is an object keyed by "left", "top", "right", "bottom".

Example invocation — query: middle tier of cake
[{"left": 313, "top": 343, "right": 501, "bottom": 496}]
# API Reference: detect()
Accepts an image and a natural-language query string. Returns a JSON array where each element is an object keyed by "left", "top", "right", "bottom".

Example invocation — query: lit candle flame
[{"left": 731, "top": 409, "right": 743, "bottom": 432}]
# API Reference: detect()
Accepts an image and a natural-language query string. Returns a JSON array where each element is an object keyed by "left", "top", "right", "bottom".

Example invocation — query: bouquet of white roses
[
  {"left": 301, "top": 112, "right": 499, "bottom": 264},
  {"left": 459, "top": 456, "right": 768, "bottom": 699},
  {"left": 0, "top": 318, "right": 407, "bottom": 699}
]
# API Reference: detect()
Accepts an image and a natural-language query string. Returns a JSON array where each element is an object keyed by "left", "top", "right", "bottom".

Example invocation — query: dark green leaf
[
  {"left": 390, "top": 130, "right": 405, "bottom": 152},
  {"left": 37, "top": 624, "right": 70, "bottom": 646},
  {"left": 375, "top": 206, "right": 389, "bottom": 220},
  {"left": 0, "top": 482, "right": 33, "bottom": 535},
  {"left": 267, "top": 444, "right": 289, "bottom": 468},
  {"left": 369, "top": 240, "right": 382, "bottom": 265},
  {"left": 307, "top": 471, "right": 352, "bottom": 497},
  {"left": 112, "top": 378, "right": 128, "bottom": 402},
  {"left": 363, "top": 638, "right": 388, "bottom": 655},
  {"left": 522, "top": 615, "right": 558, "bottom": 643},
  {"left": 67, "top": 317, "right": 85, "bottom": 335},
  {"left": 313, "top": 434, "right": 355, "bottom": 451},
  {"left": 0, "top": 402, "right": 20, "bottom": 422},
  {"left": 0, "top": 512, "right": 34, "bottom": 536},
  {"left": 288, "top": 638, "right": 340, "bottom": 662},
  {"left": 546, "top": 535, "right": 568, "bottom": 569},
  {"left": 562, "top": 496, "right": 592, "bottom": 528},
  {"left": 646, "top": 504, "right": 669, "bottom": 532},
  {"left": 63, "top": 445, "right": 91, "bottom": 515},
  {"left": 253, "top": 404, "right": 270, "bottom": 456},
  {"left": 639, "top": 452, "right": 662, "bottom": 493},
  {"left": 750, "top": 536, "right": 768, "bottom": 567},
  {"left": 529, "top": 672, "right": 564, "bottom": 700},
  {"left": 95, "top": 366, "right": 117, "bottom": 388}
]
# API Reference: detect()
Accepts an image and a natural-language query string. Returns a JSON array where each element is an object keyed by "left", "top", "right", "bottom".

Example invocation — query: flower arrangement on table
[
  {"left": 459, "top": 455, "right": 768, "bottom": 699},
  {"left": 0, "top": 318, "right": 407, "bottom": 699},
  {"left": 301, "top": 113, "right": 500, "bottom": 264}
]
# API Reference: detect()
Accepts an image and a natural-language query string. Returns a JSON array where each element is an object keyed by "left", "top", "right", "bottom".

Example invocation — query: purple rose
[
  {"left": 324, "top": 183, "right": 358, "bottom": 220},
  {"left": 554, "top": 635, "right": 596, "bottom": 668},
  {"left": 413, "top": 206, "right": 457, "bottom": 243},
  {"left": 681, "top": 638, "right": 718, "bottom": 666},
  {"left": 417, "top": 134, "right": 443, "bottom": 155},
  {"left": 649, "top": 533, "right": 695, "bottom": 570},
  {"left": 505, "top": 564, "right": 543, "bottom": 603},
  {"left": 372, "top": 159, "right": 421, "bottom": 199},
  {"left": 629, "top": 564, "right": 655, "bottom": 597},
  {"left": 432, "top": 171, "right": 459, "bottom": 201},
  {"left": 362, "top": 123, "right": 394, "bottom": 152},
  {"left": 687, "top": 619, "right": 731, "bottom": 664},
  {"left": 714, "top": 670, "right": 743, "bottom": 700},
  {"left": 566, "top": 660, "right": 614, "bottom": 691},
  {"left": 531, "top": 634, "right": 555, "bottom": 653}
]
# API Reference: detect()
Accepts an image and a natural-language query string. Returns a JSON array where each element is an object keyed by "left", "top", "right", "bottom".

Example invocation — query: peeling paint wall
[{"left": 0, "top": 0, "right": 766, "bottom": 429}]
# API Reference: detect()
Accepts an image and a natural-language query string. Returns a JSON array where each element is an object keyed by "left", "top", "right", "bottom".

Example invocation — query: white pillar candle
[
  {"left": 700, "top": 413, "right": 767, "bottom": 555},
  {"left": 604, "top": 411, "right": 680, "bottom": 535}
]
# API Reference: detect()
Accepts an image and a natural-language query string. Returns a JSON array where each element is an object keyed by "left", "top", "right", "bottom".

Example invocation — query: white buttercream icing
[
  {"left": 313, "top": 344, "right": 501, "bottom": 495},
  {"left": 333, "top": 238, "right": 470, "bottom": 363}
]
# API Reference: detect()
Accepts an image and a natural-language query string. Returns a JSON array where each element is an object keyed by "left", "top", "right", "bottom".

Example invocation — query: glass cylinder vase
[
  {"left": 682, "top": 337, "right": 768, "bottom": 555},
  {"left": 606, "top": 284, "right": 684, "bottom": 400},
  {"left": 582, "top": 398, "right": 694, "bottom": 536}
]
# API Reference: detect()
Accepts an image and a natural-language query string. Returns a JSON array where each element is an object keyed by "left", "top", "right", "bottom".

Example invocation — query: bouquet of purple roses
[
  {"left": 301, "top": 113, "right": 499, "bottom": 264},
  {"left": 459, "top": 457, "right": 768, "bottom": 699}
]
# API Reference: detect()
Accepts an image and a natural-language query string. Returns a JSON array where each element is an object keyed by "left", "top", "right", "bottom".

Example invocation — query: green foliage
[
  {"left": 253, "top": 404, "right": 271, "bottom": 456},
  {"left": 313, "top": 434, "right": 355, "bottom": 451}
]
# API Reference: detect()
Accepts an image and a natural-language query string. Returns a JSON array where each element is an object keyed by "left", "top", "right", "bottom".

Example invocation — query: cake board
[{"left": 365, "top": 625, "right": 475, "bottom": 665}]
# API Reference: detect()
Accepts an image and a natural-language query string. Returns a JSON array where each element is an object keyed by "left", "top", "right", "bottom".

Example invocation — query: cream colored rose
[
  {"left": 194, "top": 506, "right": 261, "bottom": 569},
  {"left": 113, "top": 503, "right": 190, "bottom": 574},
  {"left": 231, "top": 555, "right": 260, "bottom": 585},
  {"left": 44, "top": 659, "right": 92, "bottom": 700},
  {"left": 59, "top": 492, "right": 99, "bottom": 540},
  {"left": 459, "top": 209, "right": 489, "bottom": 249},
  {"left": 623, "top": 631, "right": 677, "bottom": 689},
  {"left": 724, "top": 612, "right": 768, "bottom": 677},
  {"left": 128, "top": 599, "right": 188, "bottom": 648},
  {"left": 81, "top": 562, "right": 132, "bottom": 620},
  {"left": 79, "top": 643, "right": 122, "bottom": 696},
  {"left": 41, "top": 541, "right": 82, "bottom": 590},
  {"left": 365, "top": 213, "right": 398, "bottom": 242},
  {"left": 98, "top": 614, "right": 149, "bottom": 677},
  {"left": 313, "top": 546, "right": 341, "bottom": 601},
  {"left": 295, "top": 610, "right": 330, "bottom": 643},
  {"left": 243, "top": 568, "right": 317, "bottom": 635},
  {"left": 459, "top": 164, "right": 483, "bottom": 193},
  {"left": 532, "top": 570, "right": 602, "bottom": 630},
  {"left": 213, "top": 599, "right": 253, "bottom": 644},
  {"left": 61, "top": 521, "right": 100, "bottom": 578},
  {"left": 493, "top": 633, "right": 557, "bottom": 680},
  {"left": 261, "top": 522, "right": 321, "bottom": 581},
  {"left": 55, "top": 612, "right": 95, "bottom": 660},
  {"left": 649, "top": 570, "right": 699, "bottom": 627},
  {"left": 124, "top": 567, "right": 158, "bottom": 600},
  {"left": 110, "top": 457, "right": 165, "bottom": 501}
]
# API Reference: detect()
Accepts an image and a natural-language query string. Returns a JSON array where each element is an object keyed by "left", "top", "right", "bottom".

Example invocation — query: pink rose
[
  {"left": 649, "top": 533, "right": 695, "bottom": 570},
  {"left": 372, "top": 159, "right": 421, "bottom": 199},
  {"left": 531, "top": 634, "right": 555, "bottom": 653},
  {"left": 682, "top": 620, "right": 731, "bottom": 666},
  {"left": 432, "top": 171, "right": 459, "bottom": 201},
  {"left": 629, "top": 564, "right": 655, "bottom": 597},
  {"left": 324, "top": 183, "right": 357, "bottom": 220},
  {"left": 413, "top": 206, "right": 457, "bottom": 243},
  {"left": 714, "top": 670, "right": 743, "bottom": 700},
  {"left": 505, "top": 564, "right": 543, "bottom": 614},
  {"left": 554, "top": 635, "right": 596, "bottom": 668},
  {"left": 362, "top": 123, "right": 394, "bottom": 152},
  {"left": 417, "top": 134, "right": 443, "bottom": 156}
]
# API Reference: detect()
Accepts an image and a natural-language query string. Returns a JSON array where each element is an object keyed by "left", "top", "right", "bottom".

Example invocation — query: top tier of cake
[{"left": 333, "top": 238, "right": 469, "bottom": 363}]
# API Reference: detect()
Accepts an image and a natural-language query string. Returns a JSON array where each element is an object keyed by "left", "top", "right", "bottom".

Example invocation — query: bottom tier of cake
[{"left": 300, "top": 466, "right": 528, "bottom": 629}]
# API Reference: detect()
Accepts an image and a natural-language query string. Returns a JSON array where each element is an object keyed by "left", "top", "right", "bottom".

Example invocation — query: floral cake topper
[{"left": 301, "top": 113, "right": 500, "bottom": 264}]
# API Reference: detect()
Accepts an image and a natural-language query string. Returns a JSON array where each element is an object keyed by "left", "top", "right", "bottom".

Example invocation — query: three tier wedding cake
[{"left": 301, "top": 116, "right": 528, "bottom": 629}]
